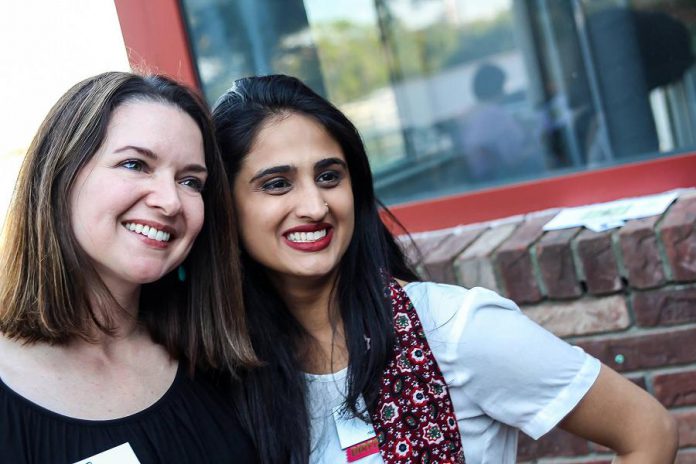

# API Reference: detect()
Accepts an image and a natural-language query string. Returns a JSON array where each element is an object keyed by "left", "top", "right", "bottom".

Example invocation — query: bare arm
[{"left": 559, "top": 364, "right": 678, "bottom": 463}]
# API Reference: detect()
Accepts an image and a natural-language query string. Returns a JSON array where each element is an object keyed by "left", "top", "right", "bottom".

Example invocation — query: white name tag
[
  {"left": 73, "top": 443, "right": 141, "bottom": 464},
  {"left": 332, "top": 398, "right": 376, "bottom": 450}
]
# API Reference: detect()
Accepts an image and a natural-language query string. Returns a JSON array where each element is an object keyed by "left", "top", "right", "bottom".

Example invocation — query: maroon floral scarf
[{"left": 368, "top": 280, "right": 465, "bottom": 463}]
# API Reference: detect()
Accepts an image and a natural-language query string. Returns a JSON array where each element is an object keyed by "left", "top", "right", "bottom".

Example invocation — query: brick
[
  {"left": 618, "top": 216, "right": 666, "bottom": 289},
  {"left": 565, "top": 460, "right": 612, "bottom": 464},
  {"left": 421, "top": 226, "right": 484, "bottom": 284},
  {"left": 495, "top": 213, "right": 555, "bottom": 303},
  {"left": 589, "top": 441, "right": 612, "bottom": 454},
  {"left": 678, "top": 450, "right": 696, "bottom": 464},
  {"left": 397, "top": 232, "right": 449, "bottom": 270},
  {"left": 523, "top": 295, "right": 629, "bottom": 337},
  {"left": 627, "top": 374, "right": 647, "bottom": 390},
  {"left": 575, "top": 228, "right": 623, "bottom": 295},
  {"left": 675, "top": 409, "right": 696, "bottom": 447},
  {"left": 660, "top": 195, "right": 696, "bottom": 282},
  {"left": 653, "top": 370, "right": 696, "bottom": 408},
  {"left": 632, "top": 286, "right": 696, "bottom": 327},
  {"left": 576, "top": 327, "right": 696, "bottom": 372},
  {"left": 536, "top": 227, "right": 583, "bottom": 299},
  {"left": 517, "top": 427, "right": 589, "bottom": 461},
  {"left": 454, "top": 222, "right": 519, "bottom": 292}
]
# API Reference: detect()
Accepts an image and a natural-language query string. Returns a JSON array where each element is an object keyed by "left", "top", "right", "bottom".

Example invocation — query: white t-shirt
[{"left": 306, "top": 282, "right": 601, "bottom": 463}]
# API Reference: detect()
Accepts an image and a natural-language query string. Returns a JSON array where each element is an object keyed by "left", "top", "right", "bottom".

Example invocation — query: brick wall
[{"left": 399, "top": 189, "right": 696, "bottom": 462}]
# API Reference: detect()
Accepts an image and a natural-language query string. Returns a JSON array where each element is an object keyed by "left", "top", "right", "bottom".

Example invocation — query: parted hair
[{"left": 0, "top": 71, "right": 256, "bottom": 373}]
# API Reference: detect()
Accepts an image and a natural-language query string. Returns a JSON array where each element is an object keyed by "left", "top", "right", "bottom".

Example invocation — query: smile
[
  {"left": 123, "top": 222, "right": 172, "bottom": 242},
  {"left": 286, "top": 229, "right": 328, "bottom": 243}
]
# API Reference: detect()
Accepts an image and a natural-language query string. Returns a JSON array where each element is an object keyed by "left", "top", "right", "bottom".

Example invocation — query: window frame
[{"left": 114, "top": 0, "right": 696, "bottom": 233}]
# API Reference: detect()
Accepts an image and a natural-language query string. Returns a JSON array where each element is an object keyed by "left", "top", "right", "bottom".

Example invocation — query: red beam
[
  {"left": 113, "top": 0, "right": 198, "bottom": 88},
  {"left": 389, "top": 152, "right": 696, "bottom": 233}
]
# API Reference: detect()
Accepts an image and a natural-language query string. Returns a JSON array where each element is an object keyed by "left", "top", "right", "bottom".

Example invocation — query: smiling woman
[
  {"left": 214, "top": 75, "right": 678, "bottom": 464},
  {"left": 70, "top": 101, "right": 207, "bottom": 288},
  {"left": 233, "top": 112, "right": 355, "bottom": 285},
  {"left": 0, "top": 72, "right": 258, "bottom": 463}
]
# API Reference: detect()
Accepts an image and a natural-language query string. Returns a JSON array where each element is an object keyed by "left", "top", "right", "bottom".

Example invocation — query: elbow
[
  {"left": 661, "top": 411, "right": 679, "bottom": 457},
  {"left": 617, "top": 409, "right": 679, "bottom": 462},
  {"left": 644, "top": 409, "right": 679, "bottom": 462}
]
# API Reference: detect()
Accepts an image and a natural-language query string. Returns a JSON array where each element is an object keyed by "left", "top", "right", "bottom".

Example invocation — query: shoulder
[{"left": 401, "top": 281, "right": 518, "bottom": 338}]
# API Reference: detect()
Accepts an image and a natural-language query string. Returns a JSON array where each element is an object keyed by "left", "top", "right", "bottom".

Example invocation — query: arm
[{"left": 559, "top": 364, "right": 678, "bottom": 463}]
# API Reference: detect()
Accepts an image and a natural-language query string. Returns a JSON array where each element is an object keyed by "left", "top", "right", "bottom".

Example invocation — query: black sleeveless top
[{"left": 0, "top": 364, "right": 258, "bottom": 463}]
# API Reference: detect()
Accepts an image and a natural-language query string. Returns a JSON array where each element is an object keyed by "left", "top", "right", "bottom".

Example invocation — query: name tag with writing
[
  {"left": 73, "top": 443, "right": 141, "bottom": 464},
  {"left": 332, "top": 400, "right": 376, "bottom": 450}
]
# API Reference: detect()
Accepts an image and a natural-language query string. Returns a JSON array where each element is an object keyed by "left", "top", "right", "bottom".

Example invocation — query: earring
[{"left": 177, "top": 265, "right": 187, "bottom": 282}]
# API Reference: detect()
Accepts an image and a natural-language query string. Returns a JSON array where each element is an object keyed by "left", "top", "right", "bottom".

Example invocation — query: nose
[
  {"left": 146, "top": 175, "right": 183, "bottom": 216},
  {"left": 294, "top": 184, "right": 328, "bottom": 221}
]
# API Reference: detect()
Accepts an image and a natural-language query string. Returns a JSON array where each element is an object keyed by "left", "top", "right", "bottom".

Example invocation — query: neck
[
  {"left": 271, "top": 271, "right": 348, "bottom": 373},
  {"left": 86, "top": 279, "right": 142, "bottom": 341}
]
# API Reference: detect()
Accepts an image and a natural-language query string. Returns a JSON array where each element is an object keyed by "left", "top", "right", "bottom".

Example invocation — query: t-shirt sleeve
[{"left": 406, "top": 282, "right": 601, "bottom": 440}]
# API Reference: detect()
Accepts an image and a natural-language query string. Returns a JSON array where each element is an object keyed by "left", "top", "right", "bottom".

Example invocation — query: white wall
[{"left": 0, "top": 0, "right": 130, "bottom": 226}]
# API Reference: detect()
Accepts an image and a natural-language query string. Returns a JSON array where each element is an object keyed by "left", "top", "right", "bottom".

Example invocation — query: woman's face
[
  {"left": 70, "top": 100, "right": 207, "bottom": 293},
  {"left": 233, "top": 112, "right": 355, "bottom": 286}
]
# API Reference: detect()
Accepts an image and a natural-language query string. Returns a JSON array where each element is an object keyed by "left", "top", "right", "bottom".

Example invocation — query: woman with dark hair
[
  {"left": 0, "top": 71, "right": 257, "bottom": 463},
  {"left": 214, "top": 74, "right": 677, "bottom": 464}
]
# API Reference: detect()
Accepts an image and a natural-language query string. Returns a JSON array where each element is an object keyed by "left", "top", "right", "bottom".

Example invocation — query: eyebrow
[
  {"left": 248, "top": 157, "right": 347, "bottom": 184},
  {"left": 315, "top": 157, "right": 347, "bottom": 170},
  {"left": 114, "top": 145, "right": 208, "bottom": 174},
  {"left": 249, "top": 165, "right": 295, "bottom": 183}
]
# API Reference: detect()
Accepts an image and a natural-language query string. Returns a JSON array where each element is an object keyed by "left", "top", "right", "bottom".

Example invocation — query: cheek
[
  {"left": 236, "top": 205, "right": 266, "bottom": 251},
  {"left": 186, "top": 196, "right": 206, "bottom": 238}
]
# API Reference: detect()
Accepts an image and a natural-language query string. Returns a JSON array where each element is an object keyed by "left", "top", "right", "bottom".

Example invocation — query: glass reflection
[{"left": 180, "top": 0, "right": 696, "bottom": 205}]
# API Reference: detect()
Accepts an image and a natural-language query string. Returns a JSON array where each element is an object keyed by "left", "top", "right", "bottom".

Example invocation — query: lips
[
  {"left": 283, "top": 223, "right": 333, "bottom": 252},
  {"left": 122, "top": 220, "right": 176, "bottom": 249}
]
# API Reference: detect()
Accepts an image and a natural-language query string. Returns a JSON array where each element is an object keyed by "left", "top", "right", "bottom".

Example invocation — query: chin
[{"left": 126, "top": 266, "right": 172, "bottom": 285}]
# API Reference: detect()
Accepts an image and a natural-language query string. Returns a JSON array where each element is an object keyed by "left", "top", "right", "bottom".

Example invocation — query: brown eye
[
  {"left": 316, "top": 171, "right": 341, "bottom": 186},
  {"left": 261, "top": 177, "right": 292, "bottom": 194}
]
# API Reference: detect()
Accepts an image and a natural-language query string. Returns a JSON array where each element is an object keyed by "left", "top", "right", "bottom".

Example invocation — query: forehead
[
  {"left": 100, "top": 100, "right": 205, "bottom": 163},
  {"left": 243, "top": 112, "right": 345, "bottom": 169}
]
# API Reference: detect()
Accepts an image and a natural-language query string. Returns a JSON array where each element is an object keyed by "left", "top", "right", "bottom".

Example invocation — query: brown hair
[{"left": 0, "top": 71, "right": 256, "bottom": 373}]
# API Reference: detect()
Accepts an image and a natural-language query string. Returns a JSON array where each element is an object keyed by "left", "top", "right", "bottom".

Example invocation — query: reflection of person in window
[{"left": 458, "top": 63, "right": 542, "bottom": 181}]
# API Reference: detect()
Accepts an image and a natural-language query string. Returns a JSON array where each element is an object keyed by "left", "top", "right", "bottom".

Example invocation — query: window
[{"left": 181, "top": 0, "right": 696, "bottom": 205}]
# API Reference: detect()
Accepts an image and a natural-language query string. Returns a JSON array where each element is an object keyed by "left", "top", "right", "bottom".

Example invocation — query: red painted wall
[{"left": 113, "top": 0, "right": 198, "bottom": 88}]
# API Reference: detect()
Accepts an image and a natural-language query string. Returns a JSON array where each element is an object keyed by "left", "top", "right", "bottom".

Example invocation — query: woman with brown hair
[{"left": 0, "top": 72, "right": 257, "bottom": 463}]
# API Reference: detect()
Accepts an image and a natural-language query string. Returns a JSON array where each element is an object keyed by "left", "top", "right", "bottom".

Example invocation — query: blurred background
[
  {"left": 0, "top": 1, "right": 129, "bottom": 228},
  {"left": 2, "top": 0, "right": 695, "bottom": 229},
  {"left": 177, "top": 0, "right": 696, "bottom": 204}
]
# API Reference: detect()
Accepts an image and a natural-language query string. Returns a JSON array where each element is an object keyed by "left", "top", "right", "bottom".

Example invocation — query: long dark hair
[
  {"left": 0, "top": 71, "right": 256, "bottom": 374},
  {"left": 213, "top": 74, "right": 417, "bottom": 463}
]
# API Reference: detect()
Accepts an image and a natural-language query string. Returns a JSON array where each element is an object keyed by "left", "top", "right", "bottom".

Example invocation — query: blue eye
[
  {"left": 120, "top": 159, "right": 146, "bottom": 171},
  {"left": 180, "top": 177, "right": 205, "bottom": 192}
]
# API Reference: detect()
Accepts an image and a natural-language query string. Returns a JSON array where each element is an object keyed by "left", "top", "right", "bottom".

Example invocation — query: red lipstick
[{"left": 283, "top": 223, "right": 333, "bottom": 252}]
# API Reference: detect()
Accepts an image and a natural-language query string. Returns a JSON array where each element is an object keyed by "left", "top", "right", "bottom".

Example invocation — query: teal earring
[{"left": 177, "top": 265, "right": 187, "bottom": 282}]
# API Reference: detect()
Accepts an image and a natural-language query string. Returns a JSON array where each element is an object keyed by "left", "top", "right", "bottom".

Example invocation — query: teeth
[
  {"left": 287, "top": 229, "right": 327, "bottom": 243},
  {"left": 123, "top": 222, "right": 172, "bottom": 242}
]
